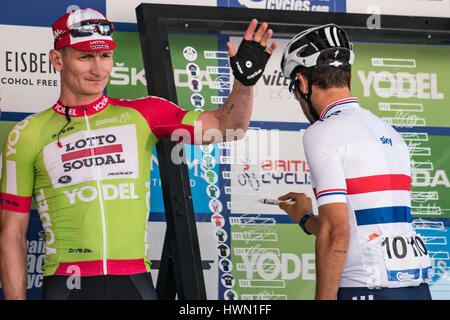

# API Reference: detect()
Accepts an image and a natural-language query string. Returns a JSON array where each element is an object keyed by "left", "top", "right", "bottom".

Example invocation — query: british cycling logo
[{"left": 237, "top": 159, "right": 311, "bottom": 191}]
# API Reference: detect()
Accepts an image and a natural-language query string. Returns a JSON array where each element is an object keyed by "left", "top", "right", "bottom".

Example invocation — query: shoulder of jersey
[
  {"left": 3, "top": 108, "right": 57, "bottom": 152},
  {"left": 12, "top": 107, "right": 54, "bottom": 131},
  {"left": 303, "top": 110, "right": 352, "bottom": 146},
  {"left": 308, "top": 112, "right": 344, "bottom": 131},
  {"left": 109, "top": 95, "right": 181, "bottom": 110},
  {"left": 303, "top": 119, "right": 325, "bottom": 144}
]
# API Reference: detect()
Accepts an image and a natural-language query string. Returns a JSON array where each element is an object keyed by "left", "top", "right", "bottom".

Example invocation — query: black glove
[{"left": 229, "top": 39, "right": 271, "bottom": 86}]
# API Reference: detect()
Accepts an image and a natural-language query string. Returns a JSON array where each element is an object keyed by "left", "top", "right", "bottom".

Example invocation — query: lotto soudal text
[
  {"left": 62, "top": 134, "right": 124, "bottom": 172},
  {"left": 43, "top": 124, "right": 139, "bottom": 188}
]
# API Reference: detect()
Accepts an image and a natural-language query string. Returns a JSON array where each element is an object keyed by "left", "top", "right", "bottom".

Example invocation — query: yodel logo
[
  {"left": 63, "top": 183, "right": 139, "bottom": 204},
  {"left": 92, "top": 96, "right": 109, "bottom": 112},
  {"left": 53, "top": 96, "right": 109, "bottom": 116},
  {"left": 6, "top": 117, "right": 31, "bottom": 158}
]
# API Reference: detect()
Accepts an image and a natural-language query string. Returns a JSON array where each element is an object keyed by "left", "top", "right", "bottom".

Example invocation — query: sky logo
[{"left": 380, "top": 136, "right": 392, "bottom": 146}]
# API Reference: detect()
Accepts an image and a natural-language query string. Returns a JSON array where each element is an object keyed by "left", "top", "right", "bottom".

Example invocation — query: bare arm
[
  {"left": 0, "top": 209, "right": 29, "bottom": 300},
  {"left": 278, "top": 193, "right": 349, "bottom": 299},
  {"left": 194, "top": 19, "right": 277, "bottom": 144},
  {"left": 314, "top": 202, "right": 349, "bottom": 300},
  {"left": 195, "top": 80, "right": 253, "bottom": 144}
]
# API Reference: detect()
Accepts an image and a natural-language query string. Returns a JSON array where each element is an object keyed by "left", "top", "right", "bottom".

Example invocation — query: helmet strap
[{"left": 294, "top": 69, "right": 320, "bottom": 122}]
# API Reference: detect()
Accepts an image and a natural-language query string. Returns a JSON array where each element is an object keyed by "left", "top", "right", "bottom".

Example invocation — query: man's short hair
[{"left": 296, "top": 62, "right": 351, "bottom": 90}]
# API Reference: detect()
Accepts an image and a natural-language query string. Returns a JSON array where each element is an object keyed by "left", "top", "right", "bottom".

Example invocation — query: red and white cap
[{"left": 52, "top": 8, "right": 116, "bottom": 51}]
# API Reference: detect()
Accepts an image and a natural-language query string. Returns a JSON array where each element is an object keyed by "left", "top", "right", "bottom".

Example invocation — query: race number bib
[{"left": 381, "top": 234, "right": 432, "bottom": 282}]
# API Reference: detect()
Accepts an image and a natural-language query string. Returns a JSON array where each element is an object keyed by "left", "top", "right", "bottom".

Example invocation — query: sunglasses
[{"left": 69, "top": 19, "right": 114, "bottom": 37}]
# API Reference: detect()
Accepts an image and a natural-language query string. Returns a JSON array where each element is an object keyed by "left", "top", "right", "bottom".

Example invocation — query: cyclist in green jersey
[{"left": 0, "top": 8, "right": 277, "bottom": 300}]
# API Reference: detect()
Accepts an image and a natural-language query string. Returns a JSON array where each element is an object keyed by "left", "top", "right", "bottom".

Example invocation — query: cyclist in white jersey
[{"left": 278, "top": 24, "right": 432, "bottom": 300}]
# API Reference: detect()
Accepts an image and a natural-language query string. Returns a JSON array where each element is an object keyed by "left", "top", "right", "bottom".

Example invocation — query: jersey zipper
[{"left": 83, "top": 108, "right": 108, "bottom": 275}]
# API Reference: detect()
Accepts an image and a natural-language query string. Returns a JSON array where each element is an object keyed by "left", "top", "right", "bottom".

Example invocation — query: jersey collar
[
  {"left": 320, "top": 97, "right": 359, "bottom": 119},
  {"left": 53, "top": 95, "right": 110, "bottom": 117}
]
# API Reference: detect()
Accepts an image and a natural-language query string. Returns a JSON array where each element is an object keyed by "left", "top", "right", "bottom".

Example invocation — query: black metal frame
[{"left": 135, "top": 3, "right": 449, "bottom": 300}]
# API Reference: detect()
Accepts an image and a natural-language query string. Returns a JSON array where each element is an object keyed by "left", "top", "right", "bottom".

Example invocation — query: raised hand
[{"left": 227, "top": 19, "right": 278, "bottom": 86}]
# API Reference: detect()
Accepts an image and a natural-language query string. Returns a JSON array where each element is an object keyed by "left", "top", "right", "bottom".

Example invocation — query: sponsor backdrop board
[
  {"left": 161, "top": 31, "right": 450, "bottom": 300},
  {"left": 1, "top": 1, "right": 450, "bottom": 300}
]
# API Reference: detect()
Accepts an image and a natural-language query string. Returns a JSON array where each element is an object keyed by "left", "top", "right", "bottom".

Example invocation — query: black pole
[{"left": 136, "top": 4, "right": 207, "bottom": 300}]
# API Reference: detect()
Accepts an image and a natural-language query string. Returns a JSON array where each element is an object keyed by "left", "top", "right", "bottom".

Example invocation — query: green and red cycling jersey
[{"left": 0, "top": 95, "right": 201, "bottom": 277}]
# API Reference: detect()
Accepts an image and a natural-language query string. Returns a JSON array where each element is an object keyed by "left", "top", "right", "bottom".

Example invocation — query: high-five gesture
[{"left": 228, "top": 19, "right": 278, "bottom": 86}]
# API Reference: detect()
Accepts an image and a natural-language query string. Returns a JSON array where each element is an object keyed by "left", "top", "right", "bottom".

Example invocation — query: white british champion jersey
[{"left": 303, "top": 97, "right": 432, "bottom": 288}]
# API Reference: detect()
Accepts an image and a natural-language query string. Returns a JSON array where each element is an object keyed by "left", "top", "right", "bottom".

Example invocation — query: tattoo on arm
[{"left": 221, "top": 101, "right": 235, "bottom": 115}]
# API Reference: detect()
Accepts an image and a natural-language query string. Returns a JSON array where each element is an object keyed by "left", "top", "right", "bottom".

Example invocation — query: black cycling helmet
[{"left": 280, "top": 24, "right": 354, "bottom": 121}]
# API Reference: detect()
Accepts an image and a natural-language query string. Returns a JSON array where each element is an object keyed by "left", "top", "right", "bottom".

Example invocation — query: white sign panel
[
  {"left": 229, "top": 129, "right": 317, "bottom": 215},
  {"left": 230, "top": 36, "right": 308, "bottom": 123},
  {"left": 0, "top": 25, "right": 59, "bottom": 113}
]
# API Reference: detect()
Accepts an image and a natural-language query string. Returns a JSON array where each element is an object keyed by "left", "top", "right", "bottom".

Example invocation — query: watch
[{"left": 299, "top": 212, "right": 314, "bottom": 235}]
